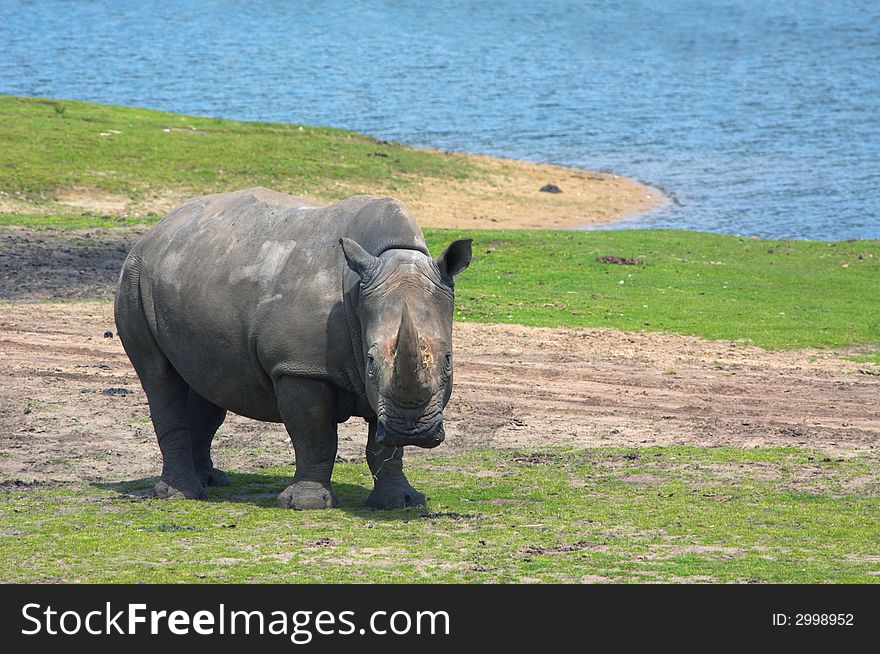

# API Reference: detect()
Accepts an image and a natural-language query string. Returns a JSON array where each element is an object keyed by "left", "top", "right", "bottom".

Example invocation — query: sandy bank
[{"left": 394, "top": 151, "right": 667, "bottom": 230}]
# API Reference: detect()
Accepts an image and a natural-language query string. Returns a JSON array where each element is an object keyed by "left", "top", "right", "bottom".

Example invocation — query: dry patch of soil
[
  {"left": 452, "top": 322, "right": 879, "bottom": 455},
  {"left": 1, "top": 302, "right": 876, "bottom": 486},
  {"left": 54, "top": 185, "right": 132, "bottom": 214}
]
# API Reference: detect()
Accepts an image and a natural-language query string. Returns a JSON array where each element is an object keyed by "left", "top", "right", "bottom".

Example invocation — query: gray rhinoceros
[{"left": 114, "top": 187, "right": 471, "bottom": 509}]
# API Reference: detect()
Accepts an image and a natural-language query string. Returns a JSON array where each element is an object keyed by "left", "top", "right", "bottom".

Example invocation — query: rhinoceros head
[{"left": 340, "top": 237, "right": 472, "bottom": 448}]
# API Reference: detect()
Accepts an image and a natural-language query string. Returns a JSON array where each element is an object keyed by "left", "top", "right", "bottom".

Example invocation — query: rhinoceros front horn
[{"left": 391, "top": 304, "right": 432, "bottom": 406}]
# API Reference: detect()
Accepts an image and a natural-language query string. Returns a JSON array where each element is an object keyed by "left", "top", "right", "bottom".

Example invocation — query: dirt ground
[
  {"left": 0, "top": 228, "right": 138, "bottom": 301},
  {"left": 1, "top": 227, "right": 877, "bottom": 485}
]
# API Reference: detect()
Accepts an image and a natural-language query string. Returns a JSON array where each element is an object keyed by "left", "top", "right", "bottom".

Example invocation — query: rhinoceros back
[{"left": 115, "top": 188, "right": 428, "bottom": 421}]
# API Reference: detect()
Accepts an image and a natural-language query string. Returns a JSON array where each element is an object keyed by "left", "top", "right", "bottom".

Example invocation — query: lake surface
[{"left": 1, "top": 0, "right": 878, "bottom": 239}]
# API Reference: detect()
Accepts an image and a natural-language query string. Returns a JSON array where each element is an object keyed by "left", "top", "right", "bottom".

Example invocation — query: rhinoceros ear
[
  {"left": 435, "top": 238, "right": 473, "bottom": 279},
  {"left": 339, "top": 237, "right": 380, "bottom": 282}
]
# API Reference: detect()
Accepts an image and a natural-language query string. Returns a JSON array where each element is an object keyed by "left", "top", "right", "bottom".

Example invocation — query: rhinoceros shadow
[{"left": 93, "top": 473, "right": 425, "bottom": 520}]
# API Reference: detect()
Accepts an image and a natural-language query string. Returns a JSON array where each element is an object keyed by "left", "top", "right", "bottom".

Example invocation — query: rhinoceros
[{"left": 114, "top": 187, "right": 471, "bottom": 509}]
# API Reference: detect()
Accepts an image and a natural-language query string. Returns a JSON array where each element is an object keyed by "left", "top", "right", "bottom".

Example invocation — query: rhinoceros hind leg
[
  {"left": 365, "top": 419, "right": 427, "bottom": 509},
  {"left": 122, "top": 340, "right": 205, "bottom": 498},
  {"left": 144, "top": 376, "right": 207, "bottom": 500},
  {"left": 274, "top": 376, "right": 340, "bottom": 510},
  {"left": 116, "top": 258, "right": 205, "bottom": 500},
  {"left": 188, "top": 389, "right": 229, "bottom": 487}
]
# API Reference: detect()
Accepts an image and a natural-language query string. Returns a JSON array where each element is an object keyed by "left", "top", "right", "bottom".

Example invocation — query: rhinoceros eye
[{"left": 367, "top": 353, "right": 377, "bottom": 378}]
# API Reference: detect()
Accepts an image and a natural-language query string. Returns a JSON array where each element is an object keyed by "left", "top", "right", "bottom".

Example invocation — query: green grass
[
  {"left": 1, "top": 447, "right": 876, "bottom": 583},
  {"left": 0, "top": 212, "right": 159, "bottom": 230},
  {"left": 425, "top": 228, "right": 880, "bottom": 350},
  {"left": 1, "top": 213, "right": 876, "bottom": 350},
  {"left": 0, "top": 95, "right": 473, "bottom": 204}
]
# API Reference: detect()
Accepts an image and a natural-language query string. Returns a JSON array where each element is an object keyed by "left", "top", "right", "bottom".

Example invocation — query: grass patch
[
  {"left": 0, "top": 212, "right": 158, "bottom": 230},
  {"left": 424, "top": 229, "right": 880, "bottom": 350},
  {"left": 0, "top": 447, "right": 876, "bottom": 583},
  {"left": 0, "top": 95, "right": 473, "bottom": 205},
  {"left": 0, "top": 216, "right": 875, "bottom": 350}
]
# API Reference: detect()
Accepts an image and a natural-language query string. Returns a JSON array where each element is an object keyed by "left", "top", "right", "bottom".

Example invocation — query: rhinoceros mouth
[{"left": 376, "top": 417, "right": 445, "bottom": 448}]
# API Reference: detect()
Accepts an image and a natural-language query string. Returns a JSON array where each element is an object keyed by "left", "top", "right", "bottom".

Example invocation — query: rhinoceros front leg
[
  {"left": 275, "top": 376, "right": 339, "bottom": 510},
  {"left": 365, "top": 418, "right": 426, "bottom": 509}
]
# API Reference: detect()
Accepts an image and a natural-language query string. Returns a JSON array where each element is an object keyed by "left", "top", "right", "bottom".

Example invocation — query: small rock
[
  {"left": 103, "top": 330, "right": 114, "bottom": 338},
  {"left": 102, "top": 387, "right": 131, "bottom": 397},
  {"left": 539, "top": 183, "right": 562, "bottom": 193}
]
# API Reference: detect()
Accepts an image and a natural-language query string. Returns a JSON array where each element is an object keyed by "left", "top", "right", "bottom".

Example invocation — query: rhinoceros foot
[
  {"left": 366, "top": 482, "right": 426, "bottom": 510},
  {"left": 278, "top": 480, "right": 338, "bottom": 510},
  {"left": 196, "top": 467, "right": 230, "bottom": 487},
  {"left": 155, "top": 478, "right": 207, "bottom": 500}
]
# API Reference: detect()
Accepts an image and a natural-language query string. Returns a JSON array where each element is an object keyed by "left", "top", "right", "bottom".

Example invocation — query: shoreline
[
  {"left": 0, "top": 145, "right": 669, "bottom": 232},
  {"left": 0, "top": 95, "right": 667, "bottom": 231}
]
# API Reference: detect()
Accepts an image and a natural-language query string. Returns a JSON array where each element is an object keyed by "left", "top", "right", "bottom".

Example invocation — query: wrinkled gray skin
[{"left": 114, "top": 188, "right": 471, "bottom": 509}]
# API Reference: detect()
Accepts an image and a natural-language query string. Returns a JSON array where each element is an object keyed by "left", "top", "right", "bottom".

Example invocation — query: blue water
[{"left": 1, "top": 0, "right": 878, "bottom": 239}]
